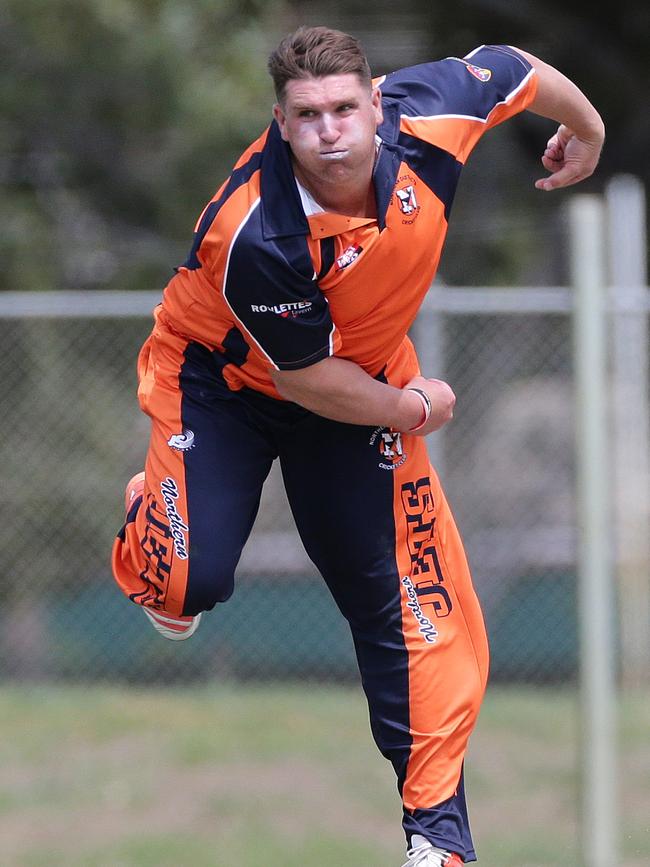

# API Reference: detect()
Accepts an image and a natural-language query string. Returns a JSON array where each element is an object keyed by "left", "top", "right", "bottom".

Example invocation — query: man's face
[{"left": 273, "top": 74, "right": 383, "bottom": 190}]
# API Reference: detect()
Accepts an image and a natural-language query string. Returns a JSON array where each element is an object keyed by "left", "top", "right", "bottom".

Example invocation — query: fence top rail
[
  {"left": 0, "top": 286, "right": 649, "bottom": 318},
  {"left": 0, "top": 291, "right": 161, "bottom": 318},
  {"left": 424, "top": 286, "right": 573, "bottom": 314}
]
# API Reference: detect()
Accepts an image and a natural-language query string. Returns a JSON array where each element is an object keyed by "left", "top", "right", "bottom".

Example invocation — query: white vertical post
[
  {"left": 606, "top": 174, "right": 650, "bottom": 687},
  {"left": 570, "top": 194, "right": 617, "bottom": 867},
  {"left": 412, "top": 287, "right": 446, "bottom": 473}
]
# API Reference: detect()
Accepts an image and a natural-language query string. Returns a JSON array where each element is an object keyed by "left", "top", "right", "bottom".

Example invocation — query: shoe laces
[{"left": 400, "top": 842, "right": 452, "bottom": 867}]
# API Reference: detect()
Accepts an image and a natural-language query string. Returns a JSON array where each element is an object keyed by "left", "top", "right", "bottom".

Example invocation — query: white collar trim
[{"left": 295, "top": 179, "right": 325, "bottom": 216}]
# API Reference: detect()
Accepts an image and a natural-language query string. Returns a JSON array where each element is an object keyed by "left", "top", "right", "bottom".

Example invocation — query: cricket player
[{"left": 111, "top": 26, "right": 604, "bottom": 865}]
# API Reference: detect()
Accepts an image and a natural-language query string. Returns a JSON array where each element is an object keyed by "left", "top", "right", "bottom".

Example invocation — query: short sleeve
[
  {"left": 222, "top": 204, "right": 340, "bottom": 371},
  {"left": 380, "top": 45, "right": 538, "bottom": 163}
]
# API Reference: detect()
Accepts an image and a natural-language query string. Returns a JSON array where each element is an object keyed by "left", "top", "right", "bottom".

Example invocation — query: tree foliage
[
  {"left": 414, "top": 0, "right": 648, "bottom": 186},
  {"left": 2, "top": 0, "right": 647, "bottom": 291},
  {"left": 1, "top": 0, "right": 287, "bottom": 292}
]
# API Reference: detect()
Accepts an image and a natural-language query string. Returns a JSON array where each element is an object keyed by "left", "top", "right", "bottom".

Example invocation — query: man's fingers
[
  {"left": 535, "top": 125, "right": 601, "bottom": 192},
  {"left": 543, "top": 139, "right": 563, "bottom": 159},
  {"left": 535, "top": 165, "right": 581, "bottom": 191},
  {"left": 541, "top": 153, "right": 562, "bottom": 171}
]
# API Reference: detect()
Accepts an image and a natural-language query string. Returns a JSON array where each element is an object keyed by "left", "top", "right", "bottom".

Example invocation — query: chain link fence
[
  {"left": 1, "top": 188, "right": 648, "bottom": 687},
  {"left": 424, "top": 306, "right": 578, "bottom": 683},
  {"left": 0, "top": 298, "right": 594, "bottom": 684}
]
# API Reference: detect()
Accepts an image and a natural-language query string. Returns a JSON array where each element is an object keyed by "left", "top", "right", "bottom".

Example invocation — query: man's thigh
[{"left": 117, "top": 336, "right": 276, "bottom": 616}]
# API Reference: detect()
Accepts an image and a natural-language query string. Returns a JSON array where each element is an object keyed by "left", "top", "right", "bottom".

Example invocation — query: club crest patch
[
  {"left": 394, "top": 174, "right": 421, "bottom": 225},
  {"left": 369, "top": 427, "right": 407, "bottom": 470},
  {"left": 466, "top": 63, "right": 492, "bottom": 82}
]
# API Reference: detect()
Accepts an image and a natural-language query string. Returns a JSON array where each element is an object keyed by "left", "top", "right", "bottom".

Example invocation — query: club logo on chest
[{"left": 394, "top": 174, "right": 421, "bottom": 225}]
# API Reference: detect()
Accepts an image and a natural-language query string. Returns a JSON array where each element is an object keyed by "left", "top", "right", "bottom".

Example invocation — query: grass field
[{"left": 0, "top": 684, "right": 648, "bottom": 867}]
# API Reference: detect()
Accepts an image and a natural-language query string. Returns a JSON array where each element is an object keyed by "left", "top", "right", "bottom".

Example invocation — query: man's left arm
[{"left": 515, "top": 49, "right": 605, "bottom": 191}]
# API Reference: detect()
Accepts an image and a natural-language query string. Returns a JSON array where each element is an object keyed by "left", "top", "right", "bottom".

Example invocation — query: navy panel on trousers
[
  {"left": 177, "top": 342, "right": 278, "bottom": 615},
  {"left": 406, "top": 767, "right": 475, "bottom": 860},
  {"left": 278, "top": 413, "right": 414, "bottom": 794}
]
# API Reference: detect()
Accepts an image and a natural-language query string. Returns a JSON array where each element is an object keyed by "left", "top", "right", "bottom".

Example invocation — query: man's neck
[{"left": 293, "top": 162, "right": 376, "bottom": 218}]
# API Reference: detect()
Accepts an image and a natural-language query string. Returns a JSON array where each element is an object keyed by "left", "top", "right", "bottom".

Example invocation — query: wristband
[{"left": 406, "top": 387, "right": 432, "bottom": 432}]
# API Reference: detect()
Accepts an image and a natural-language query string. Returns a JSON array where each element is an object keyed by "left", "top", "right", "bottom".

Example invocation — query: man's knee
[{"left": 182, "top": 558, "right": 236, "bottom": 615}]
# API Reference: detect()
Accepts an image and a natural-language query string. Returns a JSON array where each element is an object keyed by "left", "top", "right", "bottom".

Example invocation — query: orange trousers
[{"left": 112, "top": 324, "right": 489, "bottom": 860}]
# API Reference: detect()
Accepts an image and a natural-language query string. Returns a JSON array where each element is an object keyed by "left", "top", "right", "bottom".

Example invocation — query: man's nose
[{"left": 318, "top": 114, "right": 341, "bottom": 142}]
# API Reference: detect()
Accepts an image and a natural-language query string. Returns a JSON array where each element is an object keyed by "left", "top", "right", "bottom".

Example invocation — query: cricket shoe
[
  {"left": 142, "top": 606, "right": 202, "bottom": 641},
  {"left": 401, "top": 836, "right": 463, "bottom": 867},
  {"left": 124, "top": 471, "right": 146, "bottom": 511}
]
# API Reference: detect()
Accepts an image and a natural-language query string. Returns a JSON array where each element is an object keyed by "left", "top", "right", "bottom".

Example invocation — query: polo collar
[
  {"left": 306, "top": 212, "right": 378, "bottom": 240},
  {"left": 260, "top": 107, "right": 404, "bottom": 240},
  {"left": 295, "top": 176, "right": 375, "bottom": 240}
]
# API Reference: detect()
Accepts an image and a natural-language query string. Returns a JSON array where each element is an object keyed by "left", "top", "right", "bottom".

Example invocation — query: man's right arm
[
  {"left": 515, "top": 49, "right": 605, "bottom": 191},
  {"left": 271, "top": 356, "right": 456, "bottom": 436}
]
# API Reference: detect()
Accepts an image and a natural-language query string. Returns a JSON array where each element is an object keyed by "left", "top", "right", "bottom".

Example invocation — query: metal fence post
[
  {"left": 570, "top": 194, "right": 617, "bottom": 867},
  {"left": 606, "top": 174, "right": 650, "bottom": 688},
  {"left": 412, "top": 284, "right": 446, "bottom": 473}
]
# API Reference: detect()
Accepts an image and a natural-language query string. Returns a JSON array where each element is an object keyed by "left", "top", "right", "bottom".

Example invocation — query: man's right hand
[{"left": 403, "top": 375, "right": 456, "bottom": 436}]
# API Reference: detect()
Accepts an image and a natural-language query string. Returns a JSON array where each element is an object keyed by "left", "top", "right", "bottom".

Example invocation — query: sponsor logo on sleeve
[
  {"left": 450, "top": 56, "right": 493, "bottom": 82},
  {"left": 250, "top": 301, "right": 313, "bottom": 318},
  {"left": 465, "top": 62, "right": 492, "bottom": 82}
]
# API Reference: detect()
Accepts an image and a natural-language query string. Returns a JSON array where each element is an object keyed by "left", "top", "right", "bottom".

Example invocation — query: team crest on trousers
[{"left": 369, "top": 427, "right": 407, "bottom": 470}]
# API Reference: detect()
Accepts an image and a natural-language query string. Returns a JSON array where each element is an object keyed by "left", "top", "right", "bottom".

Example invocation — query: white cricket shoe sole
[{"left": 143, "top": 607, "right": 202, "bottom": 641}]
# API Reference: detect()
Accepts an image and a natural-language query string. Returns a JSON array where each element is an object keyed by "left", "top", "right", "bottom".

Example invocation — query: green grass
[{"left": 0, "top": 684, "right": 648, "bottom": 866}]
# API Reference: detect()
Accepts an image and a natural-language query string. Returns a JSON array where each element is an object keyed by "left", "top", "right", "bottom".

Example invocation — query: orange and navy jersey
[{"left": 159, "top": 45, "right": 537, "bottom": 398}]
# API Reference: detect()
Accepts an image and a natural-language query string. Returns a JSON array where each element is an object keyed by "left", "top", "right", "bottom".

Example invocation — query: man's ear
[
  {"left": 273, "top": 103, "right": 289, "bottom": 141},
  {"left": 372, "top": 87, "right": 383, "bottom": 126}
]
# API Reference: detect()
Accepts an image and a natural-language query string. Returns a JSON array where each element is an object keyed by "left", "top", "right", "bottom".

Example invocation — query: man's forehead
[{"left": 283, "top": 73, "right": 373, "bottom": 106}]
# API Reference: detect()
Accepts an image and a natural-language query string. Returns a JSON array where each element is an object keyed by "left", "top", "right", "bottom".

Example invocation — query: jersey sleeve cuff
[
  {"left": 274, "top": 330, "right": 342, "bottom": 371},
  {"left": 274, "top": 345, "right": 334, "bottom": 371}
]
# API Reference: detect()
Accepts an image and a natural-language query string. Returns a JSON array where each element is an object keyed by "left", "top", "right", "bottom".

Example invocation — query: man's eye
[{"left": 299, "top": 110, "right": 316, "bottom": 118}]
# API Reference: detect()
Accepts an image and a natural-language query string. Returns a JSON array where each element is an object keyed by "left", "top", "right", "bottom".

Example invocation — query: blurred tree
[
  {"left": 2, "top": 0, "right": 646, "bottom": 291},
  {"left": 400, "top": 0, "right": 648, "bottom": 283},
  {"left": 411, "top": 0, "right": 647, "bottom": 189},
  {"left": 0, "top": 0, "right": 288, "bottom": 292}
]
